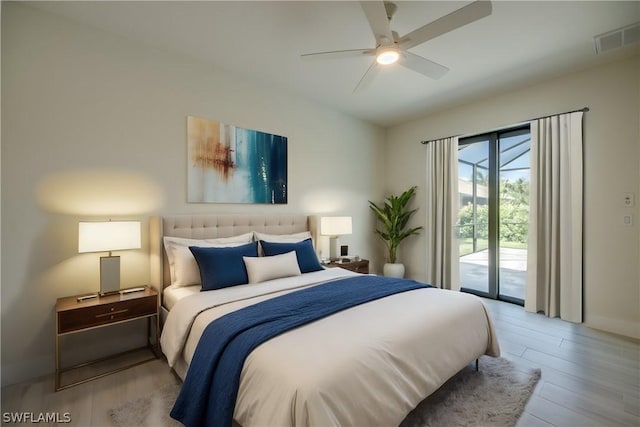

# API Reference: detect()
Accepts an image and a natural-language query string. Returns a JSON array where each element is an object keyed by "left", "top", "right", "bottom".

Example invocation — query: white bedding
[
  {"left": 161, "top": 269, "right": 500, "bottom": 426},
  {"left": 163, "top": 284, "right": 200, "bottom": 311}
]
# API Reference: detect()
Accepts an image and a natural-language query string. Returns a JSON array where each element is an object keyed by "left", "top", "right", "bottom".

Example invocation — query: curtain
[
  {"left": 425, "top": 137, "right": 460, "bottom": 291},
  {"left": 525, "top": 111, "right": 584, "bottom": 322}
]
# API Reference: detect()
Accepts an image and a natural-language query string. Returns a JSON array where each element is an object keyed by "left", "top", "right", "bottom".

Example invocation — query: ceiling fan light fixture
[{"left": 376, "top": 47, "right": 400, "bottom": 65}]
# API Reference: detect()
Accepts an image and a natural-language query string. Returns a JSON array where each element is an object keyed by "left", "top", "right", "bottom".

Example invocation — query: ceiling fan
[{"left": 301, "top": 1, "right": 492, "bottom": 93}]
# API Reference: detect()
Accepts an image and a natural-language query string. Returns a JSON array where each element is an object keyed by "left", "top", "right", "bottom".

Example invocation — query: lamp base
[
  {"left": 100, "top": 255, "right": 121, "bottom": 295},
  {"left": 329, "top": 236, "right": 340, "bottom": 260}
]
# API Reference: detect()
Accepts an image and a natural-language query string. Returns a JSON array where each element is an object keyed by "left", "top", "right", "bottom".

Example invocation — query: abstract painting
[{"left": 187, "top": 116, "right": 288, "bottom": 204}]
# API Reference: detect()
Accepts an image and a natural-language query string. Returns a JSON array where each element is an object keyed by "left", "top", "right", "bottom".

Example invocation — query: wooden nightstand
[
  {"left": 324, "top": 259, "right": 369, "bottom": 274},
  {"left": 55, "top": 286, "right": 159, "bottom": 391}
]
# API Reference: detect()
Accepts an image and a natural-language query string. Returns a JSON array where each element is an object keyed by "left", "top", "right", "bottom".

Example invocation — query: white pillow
[
  {"left": 254, "top": 231, "right": 311, "bottom": 243},
  {"left": 243, "top": 251, "right": 302, "bottom": 284},
  {"left": 164, "top": 233, "right": 253, "bottom": 287}
]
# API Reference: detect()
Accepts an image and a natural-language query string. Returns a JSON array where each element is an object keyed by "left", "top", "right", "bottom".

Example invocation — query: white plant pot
[{"left": 383, "top": 263, "right": 405, "bottom": 278}]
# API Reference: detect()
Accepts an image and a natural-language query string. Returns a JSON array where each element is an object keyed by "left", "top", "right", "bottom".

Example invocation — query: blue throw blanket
[{"left": 170, "top": 275, "right": 430, "bottom": 427}]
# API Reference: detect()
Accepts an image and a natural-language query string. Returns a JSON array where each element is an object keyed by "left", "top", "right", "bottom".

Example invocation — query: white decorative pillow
[
  {"left": 164, "top": 233, "right": 253, "bottom": 287},
  {"left": 243, "top": 251, "right": 302, "bottom": 284}
]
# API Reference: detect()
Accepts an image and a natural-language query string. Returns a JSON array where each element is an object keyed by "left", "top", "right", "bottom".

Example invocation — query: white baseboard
[{"left": 585, "top": 314, "right": 640, "bottom": 340}]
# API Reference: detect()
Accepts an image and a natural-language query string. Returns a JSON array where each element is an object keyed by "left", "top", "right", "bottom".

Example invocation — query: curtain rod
[
  {"left": 420, "top": 107, "right": 589, "bottom": 145},
  {"left": 526, "top": 106, "right": 589, "bottom": 123}
]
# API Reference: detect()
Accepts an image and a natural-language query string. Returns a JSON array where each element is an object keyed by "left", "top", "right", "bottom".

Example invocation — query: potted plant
[{"left": 369, "top": 186, "right": 423, "bottom": 278}]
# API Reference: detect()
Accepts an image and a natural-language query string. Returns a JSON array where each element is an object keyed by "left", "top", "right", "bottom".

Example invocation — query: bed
[{"left": 151, "top": 214, "right": 500, "bottom": 427}]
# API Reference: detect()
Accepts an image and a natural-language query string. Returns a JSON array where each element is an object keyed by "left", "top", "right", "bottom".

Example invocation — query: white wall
[
  {"left": 1, "top": 3, "right": 386, "bottom": 386},
  {"left": 386, "top": 56, "right": 640, "bottom": 339}
]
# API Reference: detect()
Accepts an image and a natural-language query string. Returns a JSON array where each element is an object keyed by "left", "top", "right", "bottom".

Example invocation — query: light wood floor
[
  {"left": 483, "top": 298, "right": 640, "bottom": 427},
  {"left": 2, "top": 298, "right": 638, "bottom": 426}
]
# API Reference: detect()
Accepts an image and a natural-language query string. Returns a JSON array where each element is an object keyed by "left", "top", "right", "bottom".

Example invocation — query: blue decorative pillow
[
  {"left": 260, "top": 238, "right": 323, "bottom": 273},
  {"left": 190, "top": 242, "right": 258, "bottom": 290}
]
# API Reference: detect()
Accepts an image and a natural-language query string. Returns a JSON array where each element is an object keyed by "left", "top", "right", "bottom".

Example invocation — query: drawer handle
[{"left": 96, "top": 309, "right": 128, "bottom": 318}]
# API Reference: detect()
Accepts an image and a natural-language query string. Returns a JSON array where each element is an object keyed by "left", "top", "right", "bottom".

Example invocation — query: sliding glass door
[
  {"left": 457, "top": 126, "right": 530, "bottom": 304},
  {"left": 457, "top": 137, "right": 490, "bottom": 294}
]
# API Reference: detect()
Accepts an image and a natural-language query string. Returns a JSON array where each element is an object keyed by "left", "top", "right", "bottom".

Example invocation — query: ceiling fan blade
[
  {"left": 399, "top": 51, "right": 449, "bottom": 79},
  {"left": 398, "top": 0, "right": 492, "bottom": 50},
  {"left": 301, "top": 48, "right": 375, "bottom": 61},
  {"left": 353, "top": 61, "right": 379, "bottom": 93},
  {"left": 360, "top": 1, "right": 395, "bottom": 46}
]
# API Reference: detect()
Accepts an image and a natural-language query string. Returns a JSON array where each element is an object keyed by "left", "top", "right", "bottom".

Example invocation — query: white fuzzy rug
[
  {"left": 400, "top": 357, "right": 541, "bottom": 427},
  {"left": 109, "top": 356, "right": 540, "bottom": 427}
]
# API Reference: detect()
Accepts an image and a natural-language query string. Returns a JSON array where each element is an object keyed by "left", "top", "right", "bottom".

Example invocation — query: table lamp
[
  {"left": 78, "top": 220, "right": 141, "bottom": 299},
  {"left": 320, "top": 216, "right": 352, "bottom": 260}
]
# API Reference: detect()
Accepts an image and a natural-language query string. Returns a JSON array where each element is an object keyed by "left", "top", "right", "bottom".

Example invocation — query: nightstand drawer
[{"left": 58, "top": 295, "right": 156, "bottom": 333}]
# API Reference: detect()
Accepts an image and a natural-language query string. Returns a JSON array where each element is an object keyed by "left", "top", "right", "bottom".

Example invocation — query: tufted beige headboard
[{"left": 149, "top": 214, "right": 318, "bottom": 293}]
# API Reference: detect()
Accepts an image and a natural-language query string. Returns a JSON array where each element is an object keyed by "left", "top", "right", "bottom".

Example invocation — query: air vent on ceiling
[{"left": 595, "top": 22, "right": 640, "bottom": 53}]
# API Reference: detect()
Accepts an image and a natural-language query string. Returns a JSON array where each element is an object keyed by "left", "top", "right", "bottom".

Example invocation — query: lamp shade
[
  {"left": 78, "top": 221, "right": 141, "bottom": 253},
  {"left": 320, "top": 216, "right": 352, "bottom": 236}
]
